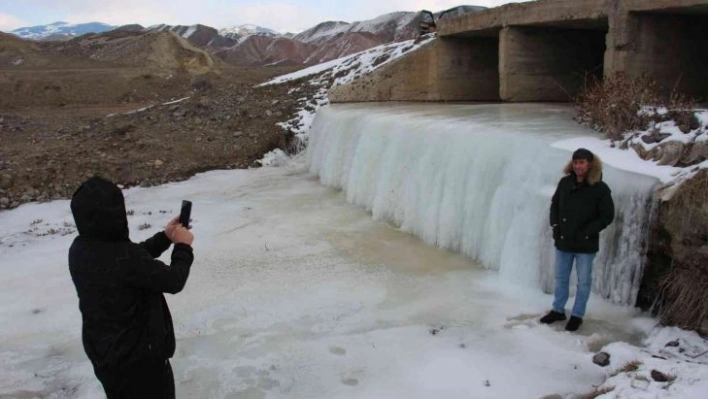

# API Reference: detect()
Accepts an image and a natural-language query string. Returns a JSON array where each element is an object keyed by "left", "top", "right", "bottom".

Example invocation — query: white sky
[{"left": 0, "top": 0, "right": 520, "bottom": 32}]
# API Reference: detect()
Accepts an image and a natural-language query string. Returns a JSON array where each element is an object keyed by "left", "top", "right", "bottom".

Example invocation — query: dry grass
[
  {"left": 611, "top": 360, "right": 642, "bottom": 377},
  {"left": 656, "top": 170, "right": 708, "bottom": 331},
  {"left": 580, "top": 386, "right": 615, "bottom": 399},
  {"left": 575, "top": 72, "right": 698, "bottom": 141},
  {"left": 657, "top": 264, "right": 708, "bottom": 330}
]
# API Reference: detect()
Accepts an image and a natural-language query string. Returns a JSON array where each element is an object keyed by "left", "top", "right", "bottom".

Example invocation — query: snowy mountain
[
  {"left": 10, "top": 21, "right": 116, "bottom": 41},
  {"left": 294, "top": 12, "right": 418, "bottom": 44},
  {"left": 146, "top": 24, "right": 238, "bottom": 48},
  {"left": 219, "top": 24, "right": 280, "bottom": 40},
  {"left": 6, "top": 5, "right": 487, "bottom": 65}
]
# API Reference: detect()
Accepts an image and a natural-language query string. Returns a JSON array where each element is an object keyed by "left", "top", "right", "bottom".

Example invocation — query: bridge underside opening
[
  {"left": 438, "top": 32, "right": 500, "bottom": 101},
  {"left": 628, "top": 8, "right": 708, "bottom": 100},
  {"left": 499, "top": 20, "right": 608, "bottom": 102}
]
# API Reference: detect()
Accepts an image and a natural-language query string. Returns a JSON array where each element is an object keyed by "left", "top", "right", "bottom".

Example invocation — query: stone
[
  {"left": 233, "top": 131, "right": 244, "bottom": 138},
  {"left": 641, "top": 135, "right": 658, "bottom": 144},
  {"left": 655, "top": 142, "right": 684, "bottom": 166},
  {"left": 0, "top": 197, "right": 9, "bottom": 205},
  {"left": 684, "top": 142, "right": 708, "bottom": 164},
  {"left": 593, "top": 351, "right": 611, "bottom": 367},
  {"left": 538, "top": 395, "right": 563, "bottom": 399},
  {"left": 265, "top": 110, "right": 273, "bottom": 117},
  {"left": 0, "top": 174, "right": 13, "bottom": 189},
  {"left": 154, "top": 160, "right": 164, "bottom": 167},
  {"left": 650, "top": 369, "right": 670, "bottom": 382}
]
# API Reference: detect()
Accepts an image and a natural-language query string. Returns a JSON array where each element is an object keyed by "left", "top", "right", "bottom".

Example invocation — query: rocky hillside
[
  {"left": 0, "top": 30, "right": 304, "bottom": 209},
  {"left": 0, "top": 30, "right": 226, "bottom": 109},
  {"left": 6, "top": 6, "right": 485, "bottom": 67},
  {"left": 146, "top": 7, "right": 485, "bottom": 66},
  {"left": 215, "top": 11, "right": 422, "bottom": 66},
  {"left": 146, "top": 24, "right": 239, "bottom": 48}
]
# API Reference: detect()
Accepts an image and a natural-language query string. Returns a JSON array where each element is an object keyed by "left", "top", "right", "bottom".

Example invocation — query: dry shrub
[
  {"left": 580, "top": 386, "right": 615, "bottom": 399},
  {"left": 657, "top": 263, "right": 708, "bottom": 331},
  {"left": 575, "top": 72, "right": 697, "bottom": 141}
]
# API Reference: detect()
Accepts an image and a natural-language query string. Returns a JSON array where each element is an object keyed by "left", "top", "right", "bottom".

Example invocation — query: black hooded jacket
[
  {"left": 68, "top": 177, "right": 193, "bottom": 374},
  {"left": 550, "top": 156, "right": 615, "bottom": 254}
]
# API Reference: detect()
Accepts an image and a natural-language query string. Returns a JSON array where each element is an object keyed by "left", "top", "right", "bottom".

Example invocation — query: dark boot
[
  {"left": 565, "top": 316, "right": 583, "bottom": 332},
  {"left": 540, "top": 310, "right": 566, "bottom": 324}
]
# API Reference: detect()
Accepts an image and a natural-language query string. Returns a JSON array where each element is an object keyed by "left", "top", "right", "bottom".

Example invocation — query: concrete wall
[
  {"left": 622, "top": 13, "right": 708, "bottom": 98},
  {"left": 439, "top": 0, "right": 610, "bottom": 36},
  {"left": 329, "top": 42, "right": 437, "bottom": 102},
  {"left": 499, "top": 27, "right": 606, "bottom": 101},
  {"left": 330, "top": 37, "right": 499, "bottom": 102}
]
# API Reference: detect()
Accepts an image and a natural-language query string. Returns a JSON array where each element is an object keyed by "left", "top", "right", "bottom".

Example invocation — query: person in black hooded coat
[
  {"left": 68, "top": 176, "right": 194, "bottom": 399},
  {"left": 540, "top": 148, "right": 614, "bottom": 332}
]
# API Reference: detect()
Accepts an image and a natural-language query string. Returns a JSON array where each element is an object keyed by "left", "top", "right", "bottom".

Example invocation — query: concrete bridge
[{"left": 330, "top": 0, "right": 708, "bottom": 102}]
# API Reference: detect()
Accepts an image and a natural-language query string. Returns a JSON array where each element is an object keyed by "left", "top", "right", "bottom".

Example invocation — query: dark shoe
[
  {"left": 540, "top": 310, "right": 566, "bottom": 324},
  {"left": 565, "top": 316, "right": 583, "bottom": 331}
]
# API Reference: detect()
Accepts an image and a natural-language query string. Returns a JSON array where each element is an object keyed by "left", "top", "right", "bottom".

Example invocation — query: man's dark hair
[{"left": 572, "top": 148, "right": 594, "bottom": 162}]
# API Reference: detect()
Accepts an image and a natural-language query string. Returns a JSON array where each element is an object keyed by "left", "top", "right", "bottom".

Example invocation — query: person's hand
[
  {"left": 552, "top": 224, "right": 560, "bottom": 241},
  {"left": 172, "top": 226, "right": 194, "bottom": 246},
  {"left": 164, "top": 217, "right": 180, "bottom": 241}
]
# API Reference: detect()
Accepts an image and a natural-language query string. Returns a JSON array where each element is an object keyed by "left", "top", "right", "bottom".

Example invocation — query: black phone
[{"left": 179, "top": 200, "right": 192, "bottom": 228}]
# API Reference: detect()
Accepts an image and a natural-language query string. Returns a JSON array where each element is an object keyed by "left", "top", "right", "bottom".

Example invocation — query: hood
[
  {"left": 563, "top": 154, "right": 604, "bottom": 185},
  {"left": 70, "top": 176, "right": 130, "bottom": 242}
]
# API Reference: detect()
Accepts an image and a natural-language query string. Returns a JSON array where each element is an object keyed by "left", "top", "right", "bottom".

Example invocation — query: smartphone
[{"left": 179, "top": 200, "right": 192, "bottom": 228}]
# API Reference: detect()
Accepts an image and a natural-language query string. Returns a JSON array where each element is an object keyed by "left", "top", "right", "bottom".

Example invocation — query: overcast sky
[{"left": 0, "top": 0, "right": 517, "bottom": 33}]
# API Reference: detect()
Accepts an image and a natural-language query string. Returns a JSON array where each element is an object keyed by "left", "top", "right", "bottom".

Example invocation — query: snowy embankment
[
  {"left": 572, "top": 105, "right": 708, "bottom": 194},
  {"left": 258, "top": 34, "right": 435, "bottom": 152}
]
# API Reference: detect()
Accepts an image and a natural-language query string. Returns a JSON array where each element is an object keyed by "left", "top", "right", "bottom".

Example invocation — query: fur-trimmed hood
[{"left": 563, "top": 154, "right": 604, "bottom": 185}]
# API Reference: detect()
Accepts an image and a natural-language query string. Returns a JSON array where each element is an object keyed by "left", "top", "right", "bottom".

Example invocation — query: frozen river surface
[{"left": 0, "top": 155, "right": 646, "bottom": 398}]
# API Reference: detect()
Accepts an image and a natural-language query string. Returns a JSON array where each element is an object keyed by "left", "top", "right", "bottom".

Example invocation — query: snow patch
[
  {"left": 596, "top": 326, "right": 708, "bottom": 399},
  {"left": 256, "top": 149, "right": 288, "bottom": 167},
  {"left": 183, "top": 25, "right": 198, "bottom": 39}
]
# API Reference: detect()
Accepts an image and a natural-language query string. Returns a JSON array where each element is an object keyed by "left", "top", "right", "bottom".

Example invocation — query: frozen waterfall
[{"left": 307, "top": 103, "right": 659, "bottom": 306}]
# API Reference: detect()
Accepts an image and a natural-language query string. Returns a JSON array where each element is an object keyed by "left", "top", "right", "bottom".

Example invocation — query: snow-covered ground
[{"left": 1, "top": 155, "right": 706, "bottom": 398}]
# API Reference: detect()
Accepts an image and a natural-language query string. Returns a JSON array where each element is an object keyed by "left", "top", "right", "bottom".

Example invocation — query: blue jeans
[{"left": 552, "top": 249, "right": 596, "bottom": 318}]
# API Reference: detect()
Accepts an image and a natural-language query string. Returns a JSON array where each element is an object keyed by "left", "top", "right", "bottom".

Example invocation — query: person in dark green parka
[{"left": 540, "top": 148, "right": 615, "bottom": 331}]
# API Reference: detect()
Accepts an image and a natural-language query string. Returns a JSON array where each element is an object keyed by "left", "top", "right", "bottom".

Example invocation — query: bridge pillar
[
  {"left": 499, "top": 26, "right": 606, "bottom": 102},
  {"left": 329, "top": 38, "right": 499, "bottom": 102},
  {"left": 609, "top": 11, "right": 708, "bottom": 98},
  {"left": 436, "top": 37, "right": 499, "bottom": 101}
]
